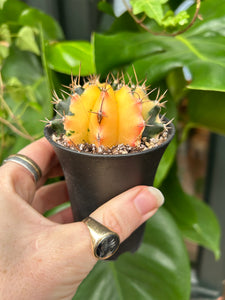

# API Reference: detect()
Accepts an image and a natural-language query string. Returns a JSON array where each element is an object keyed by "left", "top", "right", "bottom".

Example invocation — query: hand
[{"left": 0, "top": 137, "right": 164, "bottom": 300}]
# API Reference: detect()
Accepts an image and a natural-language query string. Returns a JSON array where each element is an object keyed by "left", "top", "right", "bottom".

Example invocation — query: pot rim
[{"left": 44, "top": 119, "right": 175, "bottom": 159}]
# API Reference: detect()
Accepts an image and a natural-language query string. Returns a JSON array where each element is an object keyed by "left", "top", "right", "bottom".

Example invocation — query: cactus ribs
[{"left": 45, "top": 73, "right": 172, "bottom": 154}]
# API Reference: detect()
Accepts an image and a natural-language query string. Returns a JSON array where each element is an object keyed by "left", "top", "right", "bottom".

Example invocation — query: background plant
[{"left": 0, "top": 0, "right": 224, "bottom": 299}]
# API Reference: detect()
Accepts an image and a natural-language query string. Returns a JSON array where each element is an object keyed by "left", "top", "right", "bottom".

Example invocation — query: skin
[{"left": 0, "top": 137, "right": 163, "bottom": 300}]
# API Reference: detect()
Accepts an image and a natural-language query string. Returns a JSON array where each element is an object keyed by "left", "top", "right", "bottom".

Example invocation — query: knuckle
[{"left": 102, "top": 210, "right": 124, "bottom": 239}]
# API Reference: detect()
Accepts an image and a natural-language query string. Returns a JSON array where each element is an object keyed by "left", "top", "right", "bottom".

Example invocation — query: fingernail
[
  {"left": 148, "top": 187, "right": 164, "bottom": 207},
  {"left": 134, "top": 186, "right": 164, "bottom": 215}
]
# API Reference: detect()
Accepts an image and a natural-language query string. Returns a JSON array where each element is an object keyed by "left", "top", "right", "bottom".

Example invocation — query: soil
[{"left": 52, "top": 130, "right": 169, "bottom": 155}]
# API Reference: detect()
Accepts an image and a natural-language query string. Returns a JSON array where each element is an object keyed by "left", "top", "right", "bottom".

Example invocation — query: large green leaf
[
  {"left": 94, "top": 0, "right": 225, "bottom": 92},
  {"left": 46, "top": 41, "right": 95, "bottom": 76},
  {"left": 18, "top": 8, "right": 64, "bottom": 40},
  {"left": 161, "top": 165, "right": 221, "bottom": 259},
  {"left": 74, "top": 208, "right": 190, "bottom": 300},
  {"left": 187, "top": 90, "right": 225, "bottom": 135}
]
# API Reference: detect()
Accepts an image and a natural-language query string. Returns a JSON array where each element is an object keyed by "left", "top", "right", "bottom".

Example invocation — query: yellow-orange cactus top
[{"left": 63, "top": 78, "right": 164, "bottom": 147}]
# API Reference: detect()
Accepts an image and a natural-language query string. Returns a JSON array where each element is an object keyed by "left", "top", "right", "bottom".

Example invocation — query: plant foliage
[{"left": 0, "top": 0, "right": 223, "bottom": 299}]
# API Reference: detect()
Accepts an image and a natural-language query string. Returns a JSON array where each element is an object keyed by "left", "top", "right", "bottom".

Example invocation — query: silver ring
[
  {"left": 3, "top": 154, "right": 42, "bottom": 183},
  {"left": 83, "top": 217, "right": 120, "bottom": 260}
]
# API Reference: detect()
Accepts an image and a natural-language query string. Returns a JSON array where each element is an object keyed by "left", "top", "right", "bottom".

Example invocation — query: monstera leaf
[{"left": 161, "top": 165, "right": 221, "bottom": 259}]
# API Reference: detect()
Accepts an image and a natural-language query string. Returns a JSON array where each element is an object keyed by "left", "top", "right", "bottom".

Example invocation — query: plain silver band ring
[
  {"left": 83, "top": 217, "right": 120, "bottom": 260},
  {"left": 3, "top": 154, "right": 42, "bottom": 183}
]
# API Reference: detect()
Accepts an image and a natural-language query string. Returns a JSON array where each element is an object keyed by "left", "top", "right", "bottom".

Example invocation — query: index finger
[
  {"left": 19, "top": 137, "right": 62, "bottom": 178},
  {"left": 2, "top": 137, "right": 63, "bottom": 203}
]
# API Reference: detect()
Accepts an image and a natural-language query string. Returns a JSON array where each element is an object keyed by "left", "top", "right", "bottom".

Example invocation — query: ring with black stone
[{"left": 83, "top": 217, "right": 120, "bottom": 260}]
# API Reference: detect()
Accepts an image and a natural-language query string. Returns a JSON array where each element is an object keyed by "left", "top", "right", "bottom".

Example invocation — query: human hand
[{"left": 0, "top": 137, "right": 164, "bottom": 300}]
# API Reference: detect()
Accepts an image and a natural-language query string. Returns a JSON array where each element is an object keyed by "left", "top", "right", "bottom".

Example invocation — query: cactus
[{"left": 48, "top": 74, "right": 170, "bottom": 148}]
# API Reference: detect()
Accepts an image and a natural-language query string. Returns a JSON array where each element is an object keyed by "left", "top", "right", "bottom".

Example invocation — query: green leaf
[
  {"left": 94, "top": 31, "right": 163, "bottom": 75},
  {"left": 162, "top": 10, "right": 189, "bottom": 28},
  {"left": 187, "top": 90, "right": 225, "bottom": 135},
  {"left": 0, "top": 0, "right": 28, "bottom": 23},
  {"left": 98, "top": 1, "right": 114, "bottom": 16},
  {"left": 108, "top": 12, "right": 140, "bottom": 34},
  {"left": 44, "top": 202, "right": 71, "bottom": 217},
  {"left": 94, "top": 0, "right": 225, "bottom": 92},
  {"left": 0, "top": 24, "right": 11, "bottom": 43},
  {"left": 19, "top": 8, "right": 64, "bottom": 40},
  {"left": 130, "top": 0, "right": 168, "bottom": 25},
  {"left": 16, "top": 26, "right": 40, "bottom": 55},
  {"left": 46, "top": 41, "right": 95, "bottom": 76},
  {"left": 161, "top": 165, "right": 221, "bottom": 259},
  {"left": 154, "top": 137, "right": 177, "bottom": 187},
  {"left": 74, "top": 208, "right": 190, "bottom": 300},
  {"left": 183, "top": 194, "right": 221, "bottom": 260},
  {"left": 1, "top": 46, "right": 52, "bottom": 158},
  {"left": 166, "top": 68, "right": 188, "bottom": 103},
  {"left": 0, "top": 0, "right": 7, "bottom": 9},
  {"left": 2, "top": 46, "right": 43, "bottom": 84},
  {"left": 0, "top": 24, "right": 10, "bottom": 61},
  {"left": 0, "top": 43, "right": 9, "bottom": 62}
]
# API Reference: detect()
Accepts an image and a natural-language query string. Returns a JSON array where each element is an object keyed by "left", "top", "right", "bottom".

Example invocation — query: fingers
[
  {"left": 32, "top": 181, "right": 69, "bottom": 214},
  {"left": 52, "top": 185, "right": 164, "bottom": 257},
  {"left": 6, "top": 186, "right": 164, "bottom": 298},
  {"left": 1, "top": 137, "right": 63, "bottom": 202},
  {"left": 18, "top": 137, "right": 60, "bottom": 178},
  {"left": 49, "top": 206, "right": 74, "bottom": 224},
  {"left": 40, "top": 186, "right": 164, "bottom": 296},
  {"left": 32, "top": 181, "right": 75, "bottom": 224},
  {"left": 89, "top": 186, "right": 164, "bottom": 242}
]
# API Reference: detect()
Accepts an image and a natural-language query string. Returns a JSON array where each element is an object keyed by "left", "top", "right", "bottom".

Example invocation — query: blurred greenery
[{"left": 0, "top": 0, "right": 224, "bottom": 299}]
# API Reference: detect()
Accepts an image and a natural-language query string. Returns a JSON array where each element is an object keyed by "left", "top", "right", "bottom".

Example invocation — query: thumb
[
  {"left": 40, "top": 186, "right": 164, "bottom": 299},
  {"left": 56, "top": 185, "right": 164, "bottom": 256},
  {"left": 89, "top": 185, "right": 164, "bottom": 243}
]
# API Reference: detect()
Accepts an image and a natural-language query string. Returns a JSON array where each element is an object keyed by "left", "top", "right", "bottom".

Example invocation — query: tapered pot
[{"left": 44, "top": 120, "right": 175, "bottom": 259}]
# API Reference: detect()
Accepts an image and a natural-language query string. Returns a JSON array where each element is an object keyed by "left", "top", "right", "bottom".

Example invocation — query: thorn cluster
[{"left": 49, "top": 71, "right": 172, "bottom": 148}]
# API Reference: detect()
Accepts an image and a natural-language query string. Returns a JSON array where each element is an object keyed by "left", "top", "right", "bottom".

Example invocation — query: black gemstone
[{"left": 96, "top": 235, "right": 120, "bottom": 258}]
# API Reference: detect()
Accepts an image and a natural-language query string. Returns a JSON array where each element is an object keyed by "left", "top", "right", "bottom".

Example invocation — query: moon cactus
[{"left": 49, "top": 74, "right": 170, "bottom": 148}]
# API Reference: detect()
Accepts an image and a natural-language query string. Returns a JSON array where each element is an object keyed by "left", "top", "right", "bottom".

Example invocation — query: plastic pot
[{"left": 44, "top": 121, "right": 175, "bottom": 259}]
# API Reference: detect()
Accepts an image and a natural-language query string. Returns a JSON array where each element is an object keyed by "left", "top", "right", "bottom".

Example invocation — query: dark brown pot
[{"left": 44, "top": 120, "right": 175, "bottom": 259}]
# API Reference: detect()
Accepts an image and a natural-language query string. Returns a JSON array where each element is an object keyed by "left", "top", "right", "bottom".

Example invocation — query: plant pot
[{"left": 44, "top": 120, "right": 175, "bottom": 260}]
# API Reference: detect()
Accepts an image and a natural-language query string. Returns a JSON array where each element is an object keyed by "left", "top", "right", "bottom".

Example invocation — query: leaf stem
[
  {"left": 0, "top": 117, "right": 35, "bottom": 141},
  {"left": 0, "top": 72, "right": 34, "bottom": 147},
  {"left": 170, "top": 0, "right": 201, "bottom": 36},
  {"left": 123, "top": 0, "right": 201, "bottom": 37},
  {"left": 39, "top": 24, "right": 54, "bottom": 94}
]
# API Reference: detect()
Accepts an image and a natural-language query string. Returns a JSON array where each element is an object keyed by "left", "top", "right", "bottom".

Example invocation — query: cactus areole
[{"left": 48, "top": 75, "right": 172, "bottom": 152}]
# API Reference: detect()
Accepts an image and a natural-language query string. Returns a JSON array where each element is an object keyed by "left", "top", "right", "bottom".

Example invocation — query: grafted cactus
[{"left": 49, "top": 75, "right": 169, "bottom": 148}]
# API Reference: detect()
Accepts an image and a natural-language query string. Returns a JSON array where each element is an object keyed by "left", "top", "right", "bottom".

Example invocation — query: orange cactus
[
  {"left": 54, "top": 75, "right": 167, "bottom": 148},
  {"left": 115, "top": 85, "right": 144, "bottom": 146}
]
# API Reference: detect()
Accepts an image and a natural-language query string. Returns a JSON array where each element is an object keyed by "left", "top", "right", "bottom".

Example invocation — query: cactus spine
[{"left": 50, "top": 75, "right": 169, "bottom": 148}]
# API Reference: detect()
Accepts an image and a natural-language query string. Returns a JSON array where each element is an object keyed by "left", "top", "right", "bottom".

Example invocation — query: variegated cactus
[{"left": 49, "top": 74, "right": 170, "bottom": 148}]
